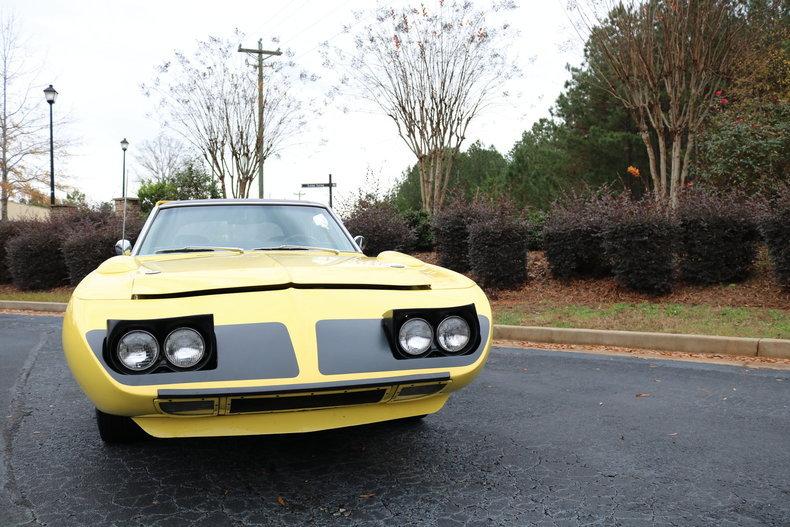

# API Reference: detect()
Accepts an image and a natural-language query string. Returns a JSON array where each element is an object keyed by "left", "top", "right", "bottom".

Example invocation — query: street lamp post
[
  {"left": 120, "top": 138, "right": 129, "bottom": 241},
  {"left": 43, "top": 85, "right": 58, "bottom": 206}
]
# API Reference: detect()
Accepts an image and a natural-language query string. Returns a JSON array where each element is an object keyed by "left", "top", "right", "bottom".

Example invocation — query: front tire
[{"left": 95, "top": 408, "right": 147, "bottom": 443}]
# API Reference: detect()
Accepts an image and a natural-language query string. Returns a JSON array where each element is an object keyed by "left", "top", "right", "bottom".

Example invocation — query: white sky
[{"left": 5, "top": 0, "right": 583, "bottom": 208}]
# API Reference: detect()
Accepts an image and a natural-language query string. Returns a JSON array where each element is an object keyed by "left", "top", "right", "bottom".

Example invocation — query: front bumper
[{"left": 62, "top": 286, "right": 492, "bottom": 436}]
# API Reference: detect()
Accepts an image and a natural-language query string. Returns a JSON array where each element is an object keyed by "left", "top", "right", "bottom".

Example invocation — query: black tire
[
  {"left": 400, "top": 414, "right": 428, "bottom": 423},
  {"left": 95, "top": 408, "right": 148, "bottom": 443}
]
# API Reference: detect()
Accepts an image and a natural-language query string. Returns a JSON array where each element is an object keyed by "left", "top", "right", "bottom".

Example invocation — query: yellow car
[{"left": 62, "top": 200, "right": 492, "bottom": 442}]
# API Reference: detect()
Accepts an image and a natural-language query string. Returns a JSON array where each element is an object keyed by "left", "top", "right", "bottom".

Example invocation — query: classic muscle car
[{"left": 62, "top": 200, "right": 492, "bottom": 442}]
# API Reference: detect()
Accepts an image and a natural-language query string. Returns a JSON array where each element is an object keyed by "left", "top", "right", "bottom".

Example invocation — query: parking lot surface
[{"left": 1, "top": 314, "right": 788, "bottom": 526}]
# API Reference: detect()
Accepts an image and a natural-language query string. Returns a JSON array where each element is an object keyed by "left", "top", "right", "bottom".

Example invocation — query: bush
[
  {"left": 400, "top": 209, "right": 434, "bottom": 252},
  {"left": 6, "top": 222, "right": 69, "bottom": 290},
  {"left": 760, "top": 185, "right": 790, "bottom": 289},
  {"left": 432, "top": 197, "right": 487, "bottom": 273},
  {"left": 543, "top": 195, "right": 611, "bottom": 279},
  {"left": 524, "top": 209, "right": 547, "bottom": 250},
  {"left": 468, "top": 206, "right": 528, "bottom": 289},
  {"left": 0, "top": 221, "right": 24, "bottom": 283},
  {"left": 600, "top": 197, "right": 674, "bottom": 295},
  {"left": 676, "top": 188, "right": 759, "bottom": 284},
  {"left": 62, "top": 226, "right": 120, "bottom": 285},
  {"left": 342, "top": 197, "right": 415, "bottom": 256}
]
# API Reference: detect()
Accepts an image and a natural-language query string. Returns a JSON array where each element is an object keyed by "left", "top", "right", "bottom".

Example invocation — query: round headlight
[
  {"left": 117, "top": 330, "right": 160, "bottom": 371},
  {"left": 436, "top": 316, "right": 471, "bottom": 353},
  {"left": 398, "top": 318, "right": 433, "bottom": 356},
  {"left": 164, "top": 328, "right": 206, "bottom": 368}
]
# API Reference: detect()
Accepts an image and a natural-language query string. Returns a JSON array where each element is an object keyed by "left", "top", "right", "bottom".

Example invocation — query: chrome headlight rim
[
  {"left": 163, "top": 327, "right": 207, "bottom": 369},
  {"left": 397, "top": 317, "right": 434, "bottom": 357},
  {"left": 116, "top": 329, "right": 161, "bottom": 373},
  {"left": 436, "top": 315, "right": 472, "bottom": 354}
]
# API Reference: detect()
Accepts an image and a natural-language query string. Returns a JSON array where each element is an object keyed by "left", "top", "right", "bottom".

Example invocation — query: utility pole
[{"left": 238, "top": 39, "right": 282, "bottom": 199}]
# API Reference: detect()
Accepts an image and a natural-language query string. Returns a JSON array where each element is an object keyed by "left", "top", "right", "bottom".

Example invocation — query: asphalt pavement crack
[{"left": 1, "top": 328, "right": 52, "bottom": 527}]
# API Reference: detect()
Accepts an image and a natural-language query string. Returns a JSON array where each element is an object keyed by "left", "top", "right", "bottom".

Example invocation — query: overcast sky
[{"left": 5, "top": 0, "right": 584, "bottom": 208}]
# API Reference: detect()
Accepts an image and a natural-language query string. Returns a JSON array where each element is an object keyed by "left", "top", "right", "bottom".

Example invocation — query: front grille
[{"left": 228, "top": 388, "right": 387, "bottom": 414}]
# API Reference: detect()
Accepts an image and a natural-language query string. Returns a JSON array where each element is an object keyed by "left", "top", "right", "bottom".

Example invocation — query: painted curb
[
  {"left": 494, "top": 325, "right": 790, "bottom": 359},
  {"left": 0, "top": 300, "right": 67, "bottom": 313},
  {"left": 1, "top": 300, "right": 787, "bottom": 359}
]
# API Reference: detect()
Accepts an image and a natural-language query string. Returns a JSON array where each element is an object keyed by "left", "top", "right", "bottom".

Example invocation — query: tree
[
  {"left": 391, "top": 141, "right": 506, "bottom": 212},
  {"left": 64, "top": 188, "right": 87, "bottom": 207},
  {"left": 143, "top": 30, "right": 315, "bottom": 198},
  {"left": 137, "top": 160, "right": 220, "bottom": 213},
  {"left": 577, "top": 0, "right": 743, "bottom": 206},
  {"left": 134, "top": 133, "right": 186, "bottom": 183},
  {"left": 693, "top": 0, "right": 789, "bottom": 192},
  {"left": 0, "top": 12, "right": 69, "bottom": 220},
  {"left": 332, "top": 1, "right": 518, "bottom": 213}
]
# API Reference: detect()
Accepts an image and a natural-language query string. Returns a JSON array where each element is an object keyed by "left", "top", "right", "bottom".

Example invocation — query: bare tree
[
  {"left": 0, "top": 12, "right": 69, "bottom": 220},
  {"left": 134, "top": 133, "right": 186, "bottom": 183},
  {"left": 574, "top": 0, "right": 743, "bottom": 206},
  {"left": 329, "top": 1, "right": 518, "bottom": 213},
  {"left": 142, "top": 30, "right": 315, "bottom": 198}
]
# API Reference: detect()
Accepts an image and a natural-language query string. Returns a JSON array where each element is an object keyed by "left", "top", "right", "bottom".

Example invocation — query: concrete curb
[
  {"left": 494, "top": 325, "right": 790, "bottom": 360},
  {"left": 1, "top": 300, "right": 787, "bottom": 359},
  {"left": 0, "top": 300, "right": 67, "bottom": 313}
]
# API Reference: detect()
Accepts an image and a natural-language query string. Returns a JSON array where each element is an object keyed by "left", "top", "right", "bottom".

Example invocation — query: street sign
[{"left": 301, "top": 174, "right": 336, "bottom": 207}]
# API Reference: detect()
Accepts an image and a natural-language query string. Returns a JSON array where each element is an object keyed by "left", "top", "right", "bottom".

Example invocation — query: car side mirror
[
  {"left": 353, "top": 235, "right": 366, "bottom": 252},
  {"left": 114, "top": 239, "right": 132, "bottom": 256}
]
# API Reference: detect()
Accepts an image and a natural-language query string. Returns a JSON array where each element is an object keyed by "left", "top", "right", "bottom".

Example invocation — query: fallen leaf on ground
[
  {"left": 359, "top": 493, "right": 375, "bottom": 499},
  {"left": 276, "top": 496, "right": 287, "bottom": 507}
]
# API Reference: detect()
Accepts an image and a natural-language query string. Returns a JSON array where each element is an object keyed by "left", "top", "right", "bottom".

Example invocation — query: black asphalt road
[{"left": 1, "top": 314, "right": 788, "bottom": 526}]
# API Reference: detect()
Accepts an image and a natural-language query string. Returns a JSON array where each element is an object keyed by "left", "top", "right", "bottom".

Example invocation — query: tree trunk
[
  {"left": 640, "top": 130, "right": 661, "bottom": 202},
  {"left": 669, "top": 131, "right": 683, "bottom": 208}
]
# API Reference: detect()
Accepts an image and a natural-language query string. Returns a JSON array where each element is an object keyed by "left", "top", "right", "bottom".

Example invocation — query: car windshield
[{"left": 136, "top": 204, "right": 357, "bottom": 255}]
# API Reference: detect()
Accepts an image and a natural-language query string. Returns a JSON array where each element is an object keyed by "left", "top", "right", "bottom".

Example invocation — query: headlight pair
[
  {"left": 106, "top": 315, "right": 215, "bottom": 375},
  {"left": 399, "top": 316, "right": 471, "bottom": 356},
  {"left": 387, "top": 304, "right": 479, "bottom": 359},
  {"left": 117, "top": 328, "right": 205, "bottom": 372}
]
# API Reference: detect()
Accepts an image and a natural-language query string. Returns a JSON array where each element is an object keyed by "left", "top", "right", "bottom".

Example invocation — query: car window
[{"left": 136, "top": 205, "right": 357, "bottom": 255}]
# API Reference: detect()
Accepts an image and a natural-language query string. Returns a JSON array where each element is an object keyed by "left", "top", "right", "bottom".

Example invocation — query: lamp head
[{"left": 43, "top": 84, "right": 58, "bottom": 104}]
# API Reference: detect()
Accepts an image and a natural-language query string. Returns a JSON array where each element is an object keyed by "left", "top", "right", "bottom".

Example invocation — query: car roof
[{"left": 157, "top": 199, "right": 327, "bottom": 209}]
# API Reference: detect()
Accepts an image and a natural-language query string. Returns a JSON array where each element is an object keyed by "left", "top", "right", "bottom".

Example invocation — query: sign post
[{"left": 301, "top": 174, "right": 337, "bottom": 208}]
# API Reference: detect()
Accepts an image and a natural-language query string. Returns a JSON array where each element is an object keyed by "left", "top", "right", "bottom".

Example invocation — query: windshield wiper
[
  {"left": 155, "top": 246, "right": 245, "bottom": 254},
  {"left": 253, "top": 245, "right": 339, "bottom": 254}
]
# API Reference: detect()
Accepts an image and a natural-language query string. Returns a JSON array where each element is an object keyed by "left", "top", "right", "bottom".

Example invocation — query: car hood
[{"left": 74, "top": 250, "right": 474, "bottom": 300}]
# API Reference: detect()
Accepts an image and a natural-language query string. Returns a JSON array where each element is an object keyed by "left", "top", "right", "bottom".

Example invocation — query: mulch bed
[{"left": 412, "top": 248, "right": 789, "bottom": 310}]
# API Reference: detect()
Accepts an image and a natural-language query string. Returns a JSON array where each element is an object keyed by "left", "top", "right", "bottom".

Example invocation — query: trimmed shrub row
[
  {"left": 433, "top": 197, "right": 528, "bottom": 290},
  {"left": 2, "top": 208, "right": 144, "bottom": 290},
  {"left": 760, "top": 184, "right": 790, "bottom": 289},
  {"left": 676, "top": 188, "right": 759, "bottom": 284},
  {"left": 342, "top": 198, "right": 415, "bottom": 257},
  {"left": 600, "top": 197, "right": 674, "bottom": 294},
  {"left": 543, "top": 195, "right": 611, "bottom": 279},
  {"left": 542, "top": 188, "right": 767, "bottom": 295}
]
